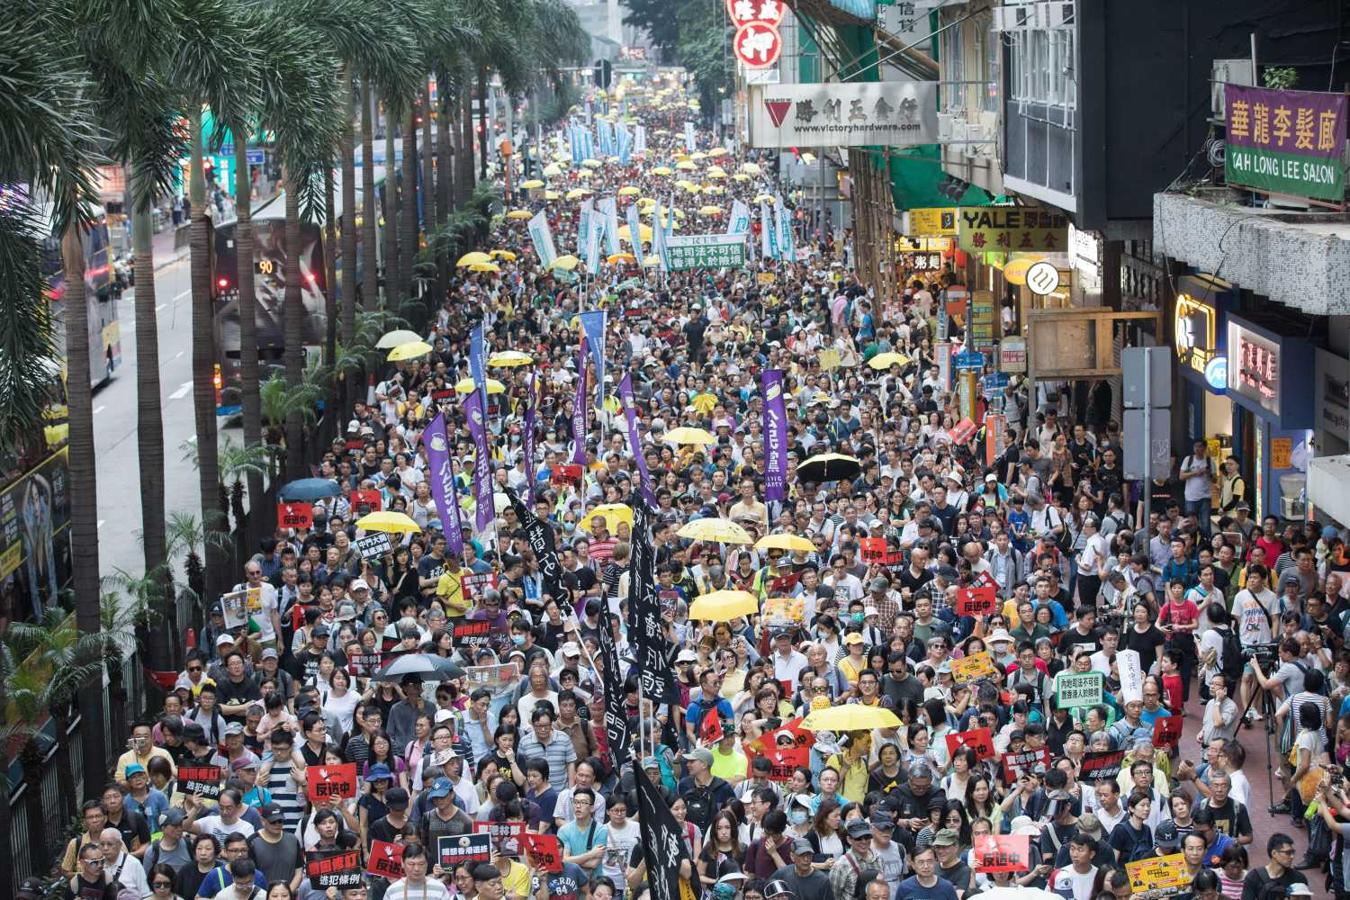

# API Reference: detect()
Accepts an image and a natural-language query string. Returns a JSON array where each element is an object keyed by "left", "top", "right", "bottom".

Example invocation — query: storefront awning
[{"left": 1309, "top": 455, "right": 1350, "bottom": 527}]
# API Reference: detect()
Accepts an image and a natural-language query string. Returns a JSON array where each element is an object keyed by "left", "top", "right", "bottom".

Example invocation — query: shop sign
[
  {"left": 1227, "top": 320, "right": 1281, "bottom": 417},
  {"left": 733, "top": 22, "right": 782, "bottom": 69},
  {"left": 748, "top": 82, "right": 939, "bottom": 149},
  {"left": 1225, "top": 84, "right": 1347, "bottom": 203},
  {"left": 1174, "top": 291, "right": 1221, "bottom": 378},
  {"left": 1205, "top": 356, "right": 1228, "bottom": 392},
  {"left": 957, "top": 207, "right": 1069, "bottom": 253},
  {"left": 907, "top": 207, "right": 957, "bottom": 236},
  {"left": 969, "top": 290, "right": 995, "bottom": 346},
  {"left": 1316, "top": 348, "right": 1350, "bottom": 446},
  {"left": 998, "top": 336, "right": 1027, "bottom": 373},
  {"left": 901, "top": 250, "right": 944, "bottom": 271}
]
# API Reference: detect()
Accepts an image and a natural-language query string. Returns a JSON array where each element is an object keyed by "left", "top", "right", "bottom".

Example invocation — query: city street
[{"left": 92, "top": 235, "right": 235, "bottom": 581}]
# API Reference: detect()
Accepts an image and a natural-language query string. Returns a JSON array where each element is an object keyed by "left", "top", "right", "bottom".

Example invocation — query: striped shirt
[
  {"left": 517, "top": 728, "right": 578, "bottom": 792},
  {"left": 263, "top": 754, "right": 305, "bottom": 832}
]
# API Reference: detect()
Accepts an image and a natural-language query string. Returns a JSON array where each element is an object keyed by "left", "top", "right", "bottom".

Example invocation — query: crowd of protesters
[{"left": 48, "top": 79, "right": 1350, "bottom": 900}]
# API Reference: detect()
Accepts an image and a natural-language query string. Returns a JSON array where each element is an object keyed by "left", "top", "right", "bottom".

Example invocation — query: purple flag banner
[
  {"left": 464, "top": 390, "right": 495, "bottom": 532},
  {"left": 618, "top": 372, "right": 655, "bottom": 505},
  {"left": 422, "top": 413, "right": 464, "bottom": 556},
  {"left": 762, "top": 369, "right": 788, "bottom": 502},
  {"left": 523, "top": 373, "right": 538, "bottom": 504},
  {"left": 571, "top": 333, "right": 589, "bottom": 465}
]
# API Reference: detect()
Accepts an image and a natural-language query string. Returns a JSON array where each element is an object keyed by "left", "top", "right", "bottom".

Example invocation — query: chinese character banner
[
  {"left": 1225, "top": 84, "right": 1347, "bottom": 202},
  {"left": 747, "top": 82, "right": 938, "bottom": 149}
]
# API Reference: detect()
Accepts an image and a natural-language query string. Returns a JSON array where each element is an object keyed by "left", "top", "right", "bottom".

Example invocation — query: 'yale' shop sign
[{"left": 1225, "top": 84, "right": 1347, "bottom": 203}]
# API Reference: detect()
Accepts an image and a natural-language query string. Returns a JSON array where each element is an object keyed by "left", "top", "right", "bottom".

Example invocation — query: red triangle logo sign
[{"left": 765, "top": 100, "right": 791, "bottom": 128}]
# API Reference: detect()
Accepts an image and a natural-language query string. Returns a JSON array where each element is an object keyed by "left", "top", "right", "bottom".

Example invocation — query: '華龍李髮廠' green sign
[{"left": 1225, "top": 84, "right": 1347, "bottom": 203}]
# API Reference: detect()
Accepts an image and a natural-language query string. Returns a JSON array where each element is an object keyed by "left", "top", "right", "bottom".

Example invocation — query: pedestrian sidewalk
[{"left": 152, "top": 222, "right": 191, "bottom": 271}]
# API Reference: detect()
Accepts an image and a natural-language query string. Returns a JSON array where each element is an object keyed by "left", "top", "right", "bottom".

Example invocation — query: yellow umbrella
[
  {"left": 755, "top": 534, "right": 815, "bottom": 554},
  {"left": 581, "top": 158, "right": 601, "bottom": 168},
  {"left": 565, "top": 188, "right": 588, "bottom": 200},
  {"left": 387, "top": 340, "right": 433, "bottom": 361},
  {"left": 544, "top": 190, "right": 561, "bottom": 201},
  {"left": 802, "top": 705, "right": 902, "bottom": 731},
  {"left": 706, "top": 165, "right": 727, "bottom": 178},
  {"left": 456, "top": 251, "right": 492, "bottom": 267},
  {"left": 664, "top": 426, "right": 716, "bottom": 445},
  {"left": 689, "top": 590, "right": 760, "bottom": 622},
  {"left": 677, "top": 518, "right": 754, "bottom": 545},
  {"left": 708, "top": 147, "right": 728, "bottom": 158},
  {"left": 868, "top": 351, "right": 911, "bottom": 370},
  {"left": 638, "top": 196, "right": 657, "bottom": 206},
  {"left": 652, "top": 165, "right": 673, "bottom": 176},
  {"left": 467, "top": 262, "right": 500, "bottom": 273},
  {"left": 550, "top": 255, "right": 580, "bottom": 271},
  {"left": 454, "top": 377, "right": 506, "bottom": 395},
  {"left": 680, "top": 183, "right": 701, "bottom": 194},
  {"left": 506, "top": 210, "right": 533, "bottom": 220},
  {"left": 740, "top": 162, "right": 762, "bottom": 175},
  {"left": 376, "top": 329, "right": 422, "bottom": 349},
  {"left": 690, "top": 151, "right": 707, "bottom": 161},
  {"left": 618, "top": 186, "right": 640, "bottom": 196},
  {"left": 618, "top": 223, "right": 653, "bottom": 242},
  {"left": 580, "top": 503, "right": 633, "bottom": 532},
  {"left": 357, "top": 511, "right": 423, "bottom": 534},
  {"left": 675, "top": 159, "right": 696, "bottom": 171},
  {"left": 607, "top": 252, "right": 636, "bottom": 264},
  {"left": 488, "top": 351, "right": 533, "bottom": 367},
  {"left": 576, "top": 169, "right": 592, "bottom": 179},
  {"left": 699, "top": 205, "right": 723, "bottom": 216},
  {"left": 702, "top": 185, "right": 725, "bottom": 195},
  {"left": 542, "top": 163, "right": 562, "bottom": 176},
  {"left": 753, "top": 193, "right": 775, "bottom": 204},
  {"left": 520, "top": 179, "right": 545, "bottom": 189},
  {"left": 732, "top": 173, "right": 751, "bottom": 183}
]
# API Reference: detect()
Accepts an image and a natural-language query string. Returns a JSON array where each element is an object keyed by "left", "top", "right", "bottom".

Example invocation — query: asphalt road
[{"left": 92, "top": 241, "right": 236, "bottom": 582}]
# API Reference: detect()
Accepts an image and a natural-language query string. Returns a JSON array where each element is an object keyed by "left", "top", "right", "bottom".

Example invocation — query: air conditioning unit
[
  {"left": 963, "top": 120, "right": 995, "bottom": 159},
  {"left": 937, "top": 112, "right": 959, "bottom": 143},
  {"left": 1211, "top": 59, "right": 1255, "bottom": 120}
]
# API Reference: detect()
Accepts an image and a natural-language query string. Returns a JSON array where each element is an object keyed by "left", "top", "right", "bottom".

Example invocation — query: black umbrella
[
  {"left": 796, "top": 453, "right": 862, "bottom": 484},
  {"left": 371, "top": 653, "right": 465, "bottom": 682}
]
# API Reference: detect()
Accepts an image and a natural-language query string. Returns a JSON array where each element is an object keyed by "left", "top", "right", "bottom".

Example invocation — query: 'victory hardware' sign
[{"left": 747, "top": 82, "right": 939, "bottom": 149}]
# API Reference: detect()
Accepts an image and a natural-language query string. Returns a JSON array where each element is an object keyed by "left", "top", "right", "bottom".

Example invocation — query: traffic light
[{"left": 593, "top": 58, "right": 612, "bottom": 89}]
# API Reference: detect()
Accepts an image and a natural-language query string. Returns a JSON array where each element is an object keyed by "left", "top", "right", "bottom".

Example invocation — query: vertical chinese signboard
[{"left": 1225, "top": 84, "right": 1347, "bottom": 204}]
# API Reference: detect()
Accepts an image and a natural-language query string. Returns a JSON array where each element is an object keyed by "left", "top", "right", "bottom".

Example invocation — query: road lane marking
[
  {"left": 173, "top": 289, "right": 191, "bottom": 302},
  {"left": 168, "top": 381, "right": 192, "bottom": 400}
]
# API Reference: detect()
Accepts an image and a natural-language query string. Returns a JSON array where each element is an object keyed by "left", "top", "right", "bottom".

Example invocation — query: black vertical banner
[
  {"left": 507, "top": 489, "right": 564, "bottom": 604},
  {"left": 629, "top": 499, "right": 676, "bottom": 703},
  {"left": 635, "top": 766, "right": 694, "bottom": 900},
  {"left": 596, "top": 594, "right": 631, "bottom": 767}
]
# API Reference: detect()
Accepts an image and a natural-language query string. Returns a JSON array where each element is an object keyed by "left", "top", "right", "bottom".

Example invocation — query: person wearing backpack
[
  {"left": 1197, "top": 603, "right": 1243, "bottom": 700},
  {"left": 1179, "top": 440, "right": 1215, "bottom": 538}
]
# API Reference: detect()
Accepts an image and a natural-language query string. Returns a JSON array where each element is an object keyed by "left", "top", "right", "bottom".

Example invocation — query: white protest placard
[
  {"left": 220, "top": 589, "right": 250, "bottom": 630},
  {"left": 355, "top": 532, "right": 393, "bottom": 561},
  {"left": 1117, "top": 649, "right": 1144, "bottom": 705}
]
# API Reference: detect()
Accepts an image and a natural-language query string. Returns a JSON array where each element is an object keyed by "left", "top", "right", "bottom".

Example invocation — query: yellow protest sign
[
  {"left": 908, "top": 208, "right": 958, "bottom": 236},
  {"left": 951, "top": 651, "right": 998, "bottom": 682},
  {"left": 757, "top": 271, "right": 776, "bottom": 285},
  {"left": 1126, "top": 853, "right": 1189, "bottom": 893},
  {"left": 818, "top": 349, "right": 842, "bottom": 370}
]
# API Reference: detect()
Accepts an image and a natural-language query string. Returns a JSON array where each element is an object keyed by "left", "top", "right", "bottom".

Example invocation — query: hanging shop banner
[
  {"left": 665, "top": 233, "right": 747, "bottom": 270},
  {"left": 1224, "top": 84, "right": 1347, "bottom": 203},
  {"left": 733, "top": 22, "right": 782, "bottom": 69},
  {"left": 958, "top": 207, "right": 1069, "bottom": 253},
  {"left": 747, "top": 82, "right": 939, "bottom": 149},
  {"left": 907, "top": 207, "right": 958, "bottom": 235}
]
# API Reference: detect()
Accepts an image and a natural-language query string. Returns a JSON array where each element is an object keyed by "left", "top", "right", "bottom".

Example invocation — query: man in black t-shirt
[{"left": 1241, "top": 833, "right": 1307, "bottom": 900}]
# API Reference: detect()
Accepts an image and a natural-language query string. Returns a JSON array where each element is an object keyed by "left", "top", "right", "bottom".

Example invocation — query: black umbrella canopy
[{"left": 796, "top": 453, "right": 861, "bottom": 483}]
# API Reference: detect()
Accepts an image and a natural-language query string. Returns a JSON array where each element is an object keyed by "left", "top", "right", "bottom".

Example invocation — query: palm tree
[
  {"left": 6, "top": 608, "right": 114, "bottom": 864},
  {"left": 174, "top": 0, "right": 263, "bottom": 604},
  {"left": 0, "top": 2, "right": 112, "bottom": 794}
]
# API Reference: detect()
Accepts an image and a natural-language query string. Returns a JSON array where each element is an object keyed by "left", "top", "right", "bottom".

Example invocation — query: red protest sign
[
  {"left": 307, "top": 763, "right": 358, "bottom": 802},
  {"left": 948, "top": 418, "right": 978, "bottom": 445},
  {"left": 350, "top": 489, "right": 382, "bottom": 512},
  {"left": 1152, "top": 716, "right": 1183, "bottom": 750},
  {"left": 453, "top": 618, "right": 497, "bottom": 649},
  {"left": 944, "top": 727, "right": 996, "bottom": 762},
  {"left": 699, "top": 710, "right": 724, "bottom": 745},
  {"left": 179, "top": 764, "right": 224, "bottom": 799},
  {"left": 278, "top": 502, "right": 313, "bottom": 530},
  {"left": 522, "top": 833, "right": 564, "bottom": 873},
  {"left": 307, "top": 849, "right": 363, "bottom": 889},
  {"left": 860, "top": 537, "right": 888, "bottom": 564},
  {"left": 767, "top": 570, "right": 801, "bottom": 595},
  {"left": 973, "top": 835, "right": 1030, "bottom": 873},
  {"left": 474, "top": 821, "right": 527, "bottom": 855},
  {"left": 1081, "top": 749, "right": 1127, "bottom": 781},
  {"left": 552, "top": 464, "right": 583, "bottom": 485},
  {"left": 1001, "top": 746, "right": 1052, "bottom": 782},
  {"left": 955, "top": 584, "right": 998, "bottom": 617},
  {"left": 366, "top": 840, "right": 405, "bottom": 879},
  {"left": 463, "top": 572, "right": 499, "bottom": 601}
]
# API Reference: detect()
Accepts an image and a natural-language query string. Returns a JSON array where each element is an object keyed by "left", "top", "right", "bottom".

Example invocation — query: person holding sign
[{"left": 386, "top": 843, "right": 453, "bottom": 900}]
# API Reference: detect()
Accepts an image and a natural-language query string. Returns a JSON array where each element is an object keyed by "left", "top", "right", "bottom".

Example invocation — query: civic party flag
[
  {"left": 617, "top": 122, "right": 632, "bottom": 164},
  {"left": 727, "top": 199, "right": 751, "bottom": 237},
  {"left": 762, "top": 369, "right": 788, "bottom": 502},
  {"left": 423, "top": 413, "right": 465, "bottom": 556},
  {"left": 570, "top": 333, "right": 589, "bottom": 464},
  {"left": 579, "top": 310, "right": 607, "bottom": 409},
  {"left": 760, "top": 200, "right": 776, "bottom": 259},
  {"left": 775, "top": 194, "right": 794, "bottom": 260},
  {"left": 618, "top": 372, "right": 655, "bottom": 505},
  {"left": 463, "top": 390, "right": 495, "bottom": 532},
  {"left": 598, "top": 196, "right": 621, "bottom": 258},
  {"left": 527, "top": 210, "right": 557, "bottom": 268},
  {"left": 633, "top": 124, "right": 647, "bottom": 156},
  {"left": 577, "top": 198, "right": 593, "bottom": 258}
]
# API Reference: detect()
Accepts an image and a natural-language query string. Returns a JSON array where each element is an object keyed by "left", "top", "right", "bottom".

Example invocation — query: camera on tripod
[{"left": 1242, "top": 642, "right": 1280, "bottom": 668}]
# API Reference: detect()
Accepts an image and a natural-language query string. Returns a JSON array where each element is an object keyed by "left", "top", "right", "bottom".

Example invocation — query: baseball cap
[
  {"left": 230, "top": 754, "right": 260, "bottom": 771},
  {"left": 224, "top": 722, "right": 245, "bottom": 736},
  {"left": 561, "top": 642, "right": 582, "bottom": 659},
  {"left": 846, "top": 819, "right": 871, "bottom": 839},
  {"left": 931, "top": 828, "right": 959, "bottom": 847},
  {"left": 261, "top": 648, "right": 278, "bottom": 660},
  {"left": 162, "top": 809, "right": 188, "bottom": 827},
  {"left": 216, "top": 633, "right": 234, "bottom": 646},
  {"left": 870, "top": 577, "right": 889, "bottom": 592},
  {"left": 1076, "top": 814, "right": 1103, "bottom": 836},
  {"left": 123, "top": 763, "right": 147, "bottom": 778},
  {"left": 676, "top": 648, "right": 698, "bottom": 663},
  {"left": 683, "top": 748, "right": 713, "bottom": 767},
  {"left": 843, "top": 632, "right": 864, "bottom": 645},
  {"left": 1154, "top": 819, "right": 1181, "bottom": 850},
  {"left": 365, "top": 763, "right": 394, "bottom": 782},
  {"left": 985, "top": 473, "right": 998, "bottom": 482},
  {"left": 259, "top": 802, "right": 286, "bottom": 822},
  {"left": 428, "top": 777, "right": 453, "bottom": 799},
  {"left": 790, "top": 838, "right": 814, "bottom": 856},
  {"left": 1286, "top": 886, "right": 1314, "bottom": 897},
  {"left": 312, "top": 623, "right": 331, "bottom": 637}
]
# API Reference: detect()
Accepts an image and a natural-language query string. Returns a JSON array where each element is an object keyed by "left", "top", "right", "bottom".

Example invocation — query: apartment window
[{"left": 1008, "top": 27, "right": 1076, "bottom": 109}]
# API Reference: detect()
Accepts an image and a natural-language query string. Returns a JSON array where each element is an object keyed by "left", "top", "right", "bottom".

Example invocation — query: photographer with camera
[{"left": 1234, "top": 564, "right": 1280, "bottom": 723}]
